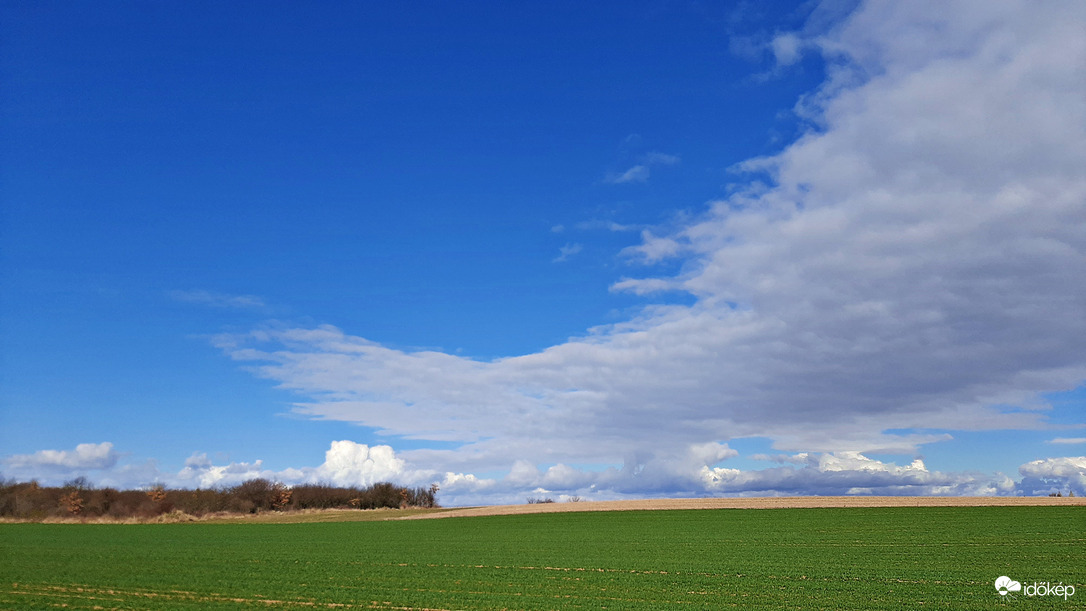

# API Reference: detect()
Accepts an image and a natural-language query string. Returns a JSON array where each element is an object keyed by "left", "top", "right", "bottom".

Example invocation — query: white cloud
[
  {"left": 6, "top": 441, "right": 1075, "bottom": 504},
  {"left": 313, "top": 441, "right": 406, "bottom": 487},
  {"left": 620, "top": 229, "right": 683, "bottom": 263},
  {"left": 204, "top": 2, "right": 1086, "bottom": 500},
  {"left": 609, "top": 277, "right": 681, "bottom": 296},
  {"left": 177, "top": 453, "right": 273, "bottom": 489},
  {"left": 700, "top": 451, "right": 1014, "bottom": 497},
  {"left": 1017, "top": 456, "right": 1086, "bottom": 495},
  {"left": 3, "top": 442, "right": 119, "bottom": 475},
  {"left": 1048, "top": 438, "right": 1086, "bottom": 445},
  {"left": 175, "top": 441, "right": 411, "bottom": 489},
  {"left": 420, "top": 447, "right": 1018, "bottom": 503}
]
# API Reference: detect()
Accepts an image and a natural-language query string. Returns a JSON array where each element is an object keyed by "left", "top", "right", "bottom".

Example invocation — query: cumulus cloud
[
  {"left": 7, "top": 440, "right": 1075, "bottom": 504},
  {"left": 2, "top": 440, "right": 1051, "bottom": 507},
  {"left": 418, "top": 448, "right": 1019, "bottom": 505},
  {"left": 0, "top": 441, "right": 420, "bottom": 490},
  {"left": 176, "top": 453, "right": 276, "bottom": 489},
  {"left": 0, "top": 443, "right": 179, "bottom": 490},
  {"left": 313, "top": 441, "right": 406, "bottom": 487},
  {"left": 208, "top": 1, "right": 1085, "bottom": 499},
  {"left": 2, "top": 443, "right": 119, "bottom": 476},
  {"left": 699, "top": 452, "right": 1013, "bottom": 497},
  {"left": 175, "top": 441, "right": 411, "bottom": 489},
  {"left": 1017, "top": 456, "right": 1086, "bottom": 495}
]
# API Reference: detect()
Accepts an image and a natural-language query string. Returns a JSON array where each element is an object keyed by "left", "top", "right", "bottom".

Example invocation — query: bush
[
  {"left": 405, "top": 484, "right": 439, "bottom": 509},
  {"left": 356, "top": 482, "right": 402, "bottom": 509},
  {"left": 0, "top": 478, "right": 440, "bottom": 519},
  {"left": 290, "top": 483, "right": 359, "bottom": 509}
]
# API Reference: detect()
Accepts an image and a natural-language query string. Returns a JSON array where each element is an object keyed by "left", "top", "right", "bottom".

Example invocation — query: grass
[{"left": 1, "top": 506, "right": 1082, "bottom": 609}]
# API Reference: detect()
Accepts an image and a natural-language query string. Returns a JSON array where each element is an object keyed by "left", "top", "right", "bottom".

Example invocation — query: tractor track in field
[{"left": 3, "top": 582, "right": 456, "bottom": 610}]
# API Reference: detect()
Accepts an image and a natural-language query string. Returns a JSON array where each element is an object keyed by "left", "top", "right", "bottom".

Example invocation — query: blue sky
[{"left": 2, "top": 0, "right": 1084, "bottom": 505}]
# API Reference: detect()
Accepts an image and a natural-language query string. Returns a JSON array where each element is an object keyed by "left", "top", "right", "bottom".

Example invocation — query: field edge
[{"left": 3, "top": 495, "right": 1080, "bottom": 525}]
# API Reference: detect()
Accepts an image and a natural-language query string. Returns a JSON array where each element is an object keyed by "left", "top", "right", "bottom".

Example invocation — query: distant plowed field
[{"left": 407, "top": 495, "right": 1086, "bottom": 519}]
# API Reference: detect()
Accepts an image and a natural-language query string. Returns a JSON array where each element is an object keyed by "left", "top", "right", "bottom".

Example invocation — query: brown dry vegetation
[{"left": 0, "top": 478, "right": 439, "bottom": 523}]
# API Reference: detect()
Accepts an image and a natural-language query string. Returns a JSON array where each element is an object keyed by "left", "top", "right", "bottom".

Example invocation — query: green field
[{"left": 1, "top": 507, "right": 1082, "bottom": 609}]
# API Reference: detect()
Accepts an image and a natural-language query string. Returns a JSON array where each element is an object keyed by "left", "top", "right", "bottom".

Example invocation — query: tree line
[{"left": 0, "top": 476, "right": 439, "bottom": 520}]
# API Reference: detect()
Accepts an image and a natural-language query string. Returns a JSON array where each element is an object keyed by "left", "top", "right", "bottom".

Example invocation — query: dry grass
[
  {"left": 196, "top": 507, "right": 461, "bottom": 524},
  {"left": 0, "top": 507, "right": 459, "bottom": 525}
]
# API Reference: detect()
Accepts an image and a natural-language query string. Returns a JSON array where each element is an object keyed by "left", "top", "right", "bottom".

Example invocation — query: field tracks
[
  {"left": 4, "top": 582, "right": 454, "bottom": 610},
  {"left": 4, "top": 579, "right": 716, "bottom": 609}
]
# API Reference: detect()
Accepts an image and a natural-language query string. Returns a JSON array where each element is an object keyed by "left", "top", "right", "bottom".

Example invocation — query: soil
[{"left": 400, "top": 495, "right": 1086, "bottom": 519}]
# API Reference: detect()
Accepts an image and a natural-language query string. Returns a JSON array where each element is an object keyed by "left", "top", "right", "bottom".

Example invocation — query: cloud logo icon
[{"left": 995, "top": 576, "right": 1022, "bottom": 596}]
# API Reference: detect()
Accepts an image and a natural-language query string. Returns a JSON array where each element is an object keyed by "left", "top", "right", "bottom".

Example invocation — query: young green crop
[{"left": 1, "top": 507, "right": 1082, "bottom": 609}]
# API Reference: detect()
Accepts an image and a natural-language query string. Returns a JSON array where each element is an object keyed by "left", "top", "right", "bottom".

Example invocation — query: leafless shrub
[
  {"left": 0, "top": 477, "right": 440, "bottom": 519},
  {"left": 60, "top": 490, "right": 84, "bottom": 515}
]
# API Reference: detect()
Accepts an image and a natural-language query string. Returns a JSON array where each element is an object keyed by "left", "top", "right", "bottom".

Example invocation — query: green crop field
[{"left": 1, "top": 507, "right": 1082, "bottom": 609}]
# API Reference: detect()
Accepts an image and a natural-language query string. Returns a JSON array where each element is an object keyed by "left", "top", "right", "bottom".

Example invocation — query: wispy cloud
[
  {"left": 604, "top": 151, "right": 680, "bottom": 184},
  {"left": 620, "top": 229, "right": 683, "bottom": 264},
  {"left": 552, "top": 243, "right": 583, "bottom": 263},
  {"left": 1048, "top": 438, "right": 1086, "bottom": 445},
  {"left": 574, "top": 220, "right": 638, "bottom": 232},
  {"left": 770, "top": 32, "right": 804, "bottom": 66},
  {"left": 169, "top": 289, "right": 266, "bottom": 309},
  {"left": 726, "top": 0, "right": 852, "bottom": 77},
  {"left": 641, "top": 152, "right": 680, "bottom": 166},
  {"left": 604, "top": 164, "right": 651, "bottom": 184}
]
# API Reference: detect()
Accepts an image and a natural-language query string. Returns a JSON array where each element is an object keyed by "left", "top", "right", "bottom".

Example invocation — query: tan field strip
[
  {"left": 4, "top": 496, "right": 1080, "bottom": 524},
  {"left": 402, "top": 495, "right": 1086, "bottom": 519}
]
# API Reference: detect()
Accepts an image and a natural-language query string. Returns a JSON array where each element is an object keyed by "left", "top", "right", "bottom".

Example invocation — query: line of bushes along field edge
[{"left": 0, "top": 477, "right": 440, "bottom": 520}]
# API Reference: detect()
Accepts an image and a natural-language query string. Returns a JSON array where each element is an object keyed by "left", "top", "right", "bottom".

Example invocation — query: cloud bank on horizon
[
  {"left": 4, "top": 0, "right": 1085, "bottom": 503},
  {"left": 4, "top": 439, "right": 1083, "bottom": 505}
]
